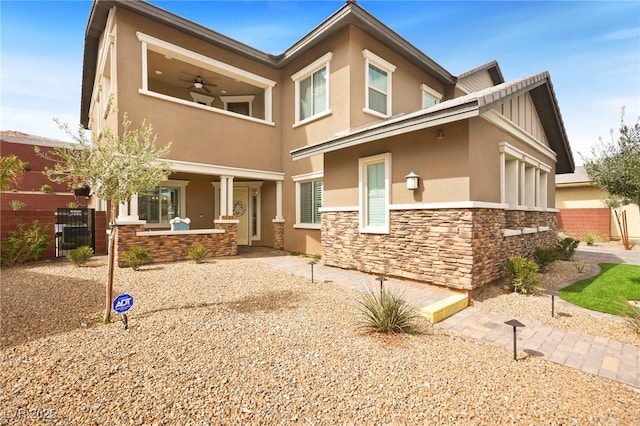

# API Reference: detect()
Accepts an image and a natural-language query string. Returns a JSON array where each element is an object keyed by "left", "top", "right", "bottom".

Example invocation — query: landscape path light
[{"left": 504, "top": 319, "right": 525, "bottom": 361}]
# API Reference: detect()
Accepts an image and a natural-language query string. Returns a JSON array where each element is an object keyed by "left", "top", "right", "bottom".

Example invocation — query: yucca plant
[
  {"left": 9, "top": 200, "right": 25, "bottom": 211},
  {"left": 617, "top": 297, "right": 640, "bottom": 336},
  {"left": 357, "top": 285, "right": 418, "bottom": 334}
]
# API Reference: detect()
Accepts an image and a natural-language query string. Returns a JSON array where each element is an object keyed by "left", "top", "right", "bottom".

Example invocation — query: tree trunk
[{"left": 103, "top": 203, "right": 118, "bottom": 323}]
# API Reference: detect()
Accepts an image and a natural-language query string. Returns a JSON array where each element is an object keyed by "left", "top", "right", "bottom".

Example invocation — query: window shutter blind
[
  {"left": 313, "top": 180, "right": 323, "bottom": 224},
  {"left": 367, "top": 163, "right": 385, "bottom": 226},
  {"left": 300, "top": 181, "right": 313, "bottom": 223}
]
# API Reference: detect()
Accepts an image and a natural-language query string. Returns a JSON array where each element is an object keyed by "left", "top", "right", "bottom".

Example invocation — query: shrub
[
  {"left": 122, "top": 245, "right": 149, "bottom": 271},
  {"left": 506, "top": 256, "right": 540, "bottom": 294},
  {"left": 67, "top": 245, "right": 94, "bottom": 267},
  {"left": 40, "top": 184, "right": 53, "bottom": 193},
  {"left": 66, "top": 201, "right": 80, "bottom": 208},
  {"left": 357, "top": 285, "right": 418, "bottom": 334},
  {"left": 187, "top": 245, "right": 207, "bottom": 263},
  {"left": 533, "top": 248, "right": 557, "bottom": 273},
  {"left": 9, "top": 200, "right": 25, "bottom": 211},
  {"left": 617, "top": 298, "right": 640, "bottom": 336},
  {"left": 555, "top": 237, "right": 580, "bottom": 261},
  {"left": 581, "top": 230, "right": 602, "bottom": 246},
  {"left": 0, "top": 221, "right": 51, "bottom": 267},
  {"left": 22, "top": 161, "right": 31, "bottom": 172}
]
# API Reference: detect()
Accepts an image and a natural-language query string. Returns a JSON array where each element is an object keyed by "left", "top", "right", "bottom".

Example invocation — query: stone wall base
[
  {"left": 322, "top": 208, "right": 557, "bottom": 291},
  {"left": 116, "top": 221, "right": 237, "bottom": 267}
]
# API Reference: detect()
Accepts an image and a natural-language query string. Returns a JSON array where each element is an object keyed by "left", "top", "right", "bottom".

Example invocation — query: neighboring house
[
  {"left": 0, "top": 130, "right": 90, "bottom": 210},
  {"left": 81, "top": 0, "right": 574, "bottom": 290},
  {"left": 556, "top": 166, "right": 640, "bottom": 241}
]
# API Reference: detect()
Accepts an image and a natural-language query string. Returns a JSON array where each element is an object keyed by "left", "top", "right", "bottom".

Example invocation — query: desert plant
[
  {"left": 581, "top": 230, "right": 602, "bottom": 246},
  {"left": 187, "top": 245, "right": 207, "bottom": 263},
  {"left": 67, "top": 245, "right": 94, "bottom": 267},
  {"left": 40, "top": 184, "right": 53, "bottom": 193},
  {"left": 616, "top": 297, "right": 640, "bottom": 336},
  {"left": 0, "top": 221, "right": 51, "bottom": 267},
  {"left": 66, "top": 201, "right": 80, "bottom": 208},
  {"left": 506, "top": 256, "right": 540, "bottom": 294},
  {"left": 533, "top": 248, "right": 557, "bottom": 273},
  {"left": 555, "top": 237, "right": 580, "bottom": 261},
  {"left": 121, "top": 245, "right": 149, "bottom": 271},
  {"left": 0, "top": 155, "right": 25, "bottom": 190},
  {"left": 22, "top": 162, "right": 31, "bottom": 172},
  {"left": 9, "top": 200, "right": 25, "bottom": 211},
  {"left": 357, "top": 285, "right": 418, "bottom": 333}
]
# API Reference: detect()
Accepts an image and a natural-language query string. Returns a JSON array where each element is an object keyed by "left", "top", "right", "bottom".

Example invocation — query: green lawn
[{"left": 559, "top": 263, "right": 640, "bottom": 315}]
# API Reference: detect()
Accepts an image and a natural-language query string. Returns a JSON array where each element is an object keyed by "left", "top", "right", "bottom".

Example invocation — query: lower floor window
[
  {"left": 138, "top": 180, "right": 189, "bottom": 225},
  {"left": 300, "top": 179, "right": 323, "bottom": 224}
]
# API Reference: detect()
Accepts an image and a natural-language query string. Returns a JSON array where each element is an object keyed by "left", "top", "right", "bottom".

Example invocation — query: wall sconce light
[
  {"left": 437, "top": 129, "right": 444, "bottom": 140},
  {"left": 405, "top": 172, "right": 419, "bottom": 190}
]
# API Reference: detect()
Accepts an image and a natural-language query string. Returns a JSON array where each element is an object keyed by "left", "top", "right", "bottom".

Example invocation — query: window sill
[
  {"left": 292, "top": 110, "right": 332, "bottom": 128},
  {"left": 359, "top": 226, "right": 389, "bottom": 235},
  {"left": 363, "top": 107, "right": 390, "bottom": 119},
  {"left": 294, "top": 223, "right": 321, "bottom": 230}
]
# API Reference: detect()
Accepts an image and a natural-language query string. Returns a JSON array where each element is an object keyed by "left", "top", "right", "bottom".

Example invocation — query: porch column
[
  {"left": 275, "top": 180, "right": 283, "bottom": 221},
  {"left": 129, "top": 194, "right": 139, "bottom": 219},
  {"left": 226, "top": 176, "right": 234, "bottom": 217},
  {"left": 220, "top": 176, "right": 229, "bottom": 217}
]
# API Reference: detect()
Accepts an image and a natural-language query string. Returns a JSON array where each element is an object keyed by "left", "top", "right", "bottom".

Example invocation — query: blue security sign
[{"left": 113, "top": 293, "right": 134, "bottom": 313}]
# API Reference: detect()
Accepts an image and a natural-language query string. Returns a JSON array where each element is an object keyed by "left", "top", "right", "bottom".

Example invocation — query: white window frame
[
  {"left": 421, "top": 84, "right": 443, "bottom": 109},
  {"left": 363, "top": 49, "right": 396, "bottom": 118},
  {"left": 293, "top": 172, "right": 323, "bottom": 229},
  {"left": 359, "top": 153, "right": 391, "bottom": 234},
  {"left": 137, "top": 179, "right": 189, "bottom": 228},
  {"left": 220, "top": 95, "right": 255, "bottom": 116},
  {"left": 291, "top": 52, "right": 333, "bottom": 126},
  {"left": 499, "top": 142, "right": 551, "bottom": 210}
]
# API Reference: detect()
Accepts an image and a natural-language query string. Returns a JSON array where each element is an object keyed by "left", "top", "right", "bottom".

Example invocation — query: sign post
[{"left": 113, "top": 293, "right": 134, "bottom": 330}]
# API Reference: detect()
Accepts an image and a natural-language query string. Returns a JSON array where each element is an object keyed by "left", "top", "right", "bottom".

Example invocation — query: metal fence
[{"left": 55, "top": 208, "right": 96, "bottom": 258}]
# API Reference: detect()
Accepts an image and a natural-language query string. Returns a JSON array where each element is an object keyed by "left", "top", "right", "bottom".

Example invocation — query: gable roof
[
  {"left": 556, "top": 166, "right": 591, "bottom": 186},
  {"left": 81, "top": 0, "right": 455, "bottom": 126},
  {"left": 458, "top": 60, "right": 505, "bottom": 86},
  {"left": 291, "top": 71, "right": 575, "bottom": 174}
]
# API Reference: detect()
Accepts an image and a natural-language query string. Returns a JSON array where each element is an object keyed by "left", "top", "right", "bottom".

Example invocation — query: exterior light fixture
[
  {"left": 405, "top": 172, "right": 419, "bottom": 190},
  {"left": 437, "top": 129, "right": 444, "bottom": 139},
  {"left": 504, "top": 319, "right": 525, "bottom": 361},
  {"left": 194, "top": 82, "right": 203, "bottom": 89}
]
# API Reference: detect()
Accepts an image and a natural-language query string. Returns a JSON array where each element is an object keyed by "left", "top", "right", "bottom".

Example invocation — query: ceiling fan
[{"left": 181, "top": 75, "right": 217, "bottom": 93}]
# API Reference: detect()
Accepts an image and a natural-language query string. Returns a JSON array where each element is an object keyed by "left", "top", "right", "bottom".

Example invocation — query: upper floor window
[
  {"left": 421, "top": 84, "right": 443, "bottom": 109},
  {"left": 359, "top": 153, "right": 391, "bottom": 234},
  {"left": 363, "top": 50, "right": 396, "bottom": 118},
  {"left": 293, "top": 172, "right": 323, "bottom": 229},
  {"left": 292, "top": 52, "right": 333, "bottom": 125}
]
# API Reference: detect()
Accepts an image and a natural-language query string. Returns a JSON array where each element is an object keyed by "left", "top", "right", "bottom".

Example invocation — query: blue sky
[{"left": 1, "top": 0, "right": 639, "bottom": 165}]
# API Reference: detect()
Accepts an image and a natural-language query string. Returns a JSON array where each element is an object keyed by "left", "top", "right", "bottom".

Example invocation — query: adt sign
[{"left": 113, "top": 293, "right": 134, "bottom": 314}]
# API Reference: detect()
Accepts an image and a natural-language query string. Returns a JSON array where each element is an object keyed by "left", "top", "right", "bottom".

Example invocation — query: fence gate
[{"left": 55, "top": 208, "right": 96, "bottom": 258}]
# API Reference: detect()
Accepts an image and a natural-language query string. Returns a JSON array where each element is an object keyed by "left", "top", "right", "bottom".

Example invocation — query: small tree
[
  {"left": 602, "top": 195, "right": 631, "bottom": 250},
  {"left": 0, "top": 155, "right": 25, "bottom": 191},
  {"left": 583, "top": 108, "right": 640, "bottom": 238},
  {"left": 37, "top": 112, "right": 171, "bottom": 322}
]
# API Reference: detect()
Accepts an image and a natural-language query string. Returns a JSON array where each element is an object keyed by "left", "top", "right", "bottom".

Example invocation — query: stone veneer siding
[
  {"left": 116, "top": 222, "right": 237, "bottom": 267},
  {"left": 322, "top": 208, "right": 557, "bottom": 291},
  {"left": 273, "top": 221, "right": 284, "bottom": 250}
]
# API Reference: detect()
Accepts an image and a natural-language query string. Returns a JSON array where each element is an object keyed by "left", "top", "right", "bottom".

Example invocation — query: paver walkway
[{"left": 242, "top": 247, "right": 640, "bottom": 390}]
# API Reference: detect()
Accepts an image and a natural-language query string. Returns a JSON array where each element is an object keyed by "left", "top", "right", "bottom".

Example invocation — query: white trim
[
  {"left": 293, "top": 224, "right": 321, "bottom": 230},
  {"left": 363, "top": 49, "right": 395, "bottom": 117},
  {"left": 318, "top": 206, "right": 359, "bottom": 212},
  {"left": 390, "top": 201, "right": 508, "bottom": 210},
  {"left": 359, "top": 152, "right": 391, "bottom": 234},
  {"left": 523, "top": 227, "right": 538, "bottom": 234},
  {"left": 292, "top": 171, "right": 324, "bottom": 181},
  {"left": 167, "top": 158, "right": 284, "bottom": 181},
  {"left": 136, "top": 32, "right": 276, "bottom": 88},
  {"left": 190, "top": 91, "right": 215, "bottom": 106},
  {"left": 220, "top": 95, "right": 255, "bottom": 116},
  {"left": 138, "top": 89, "right": 274, "bottom": 126},
  {"left": 137, "top": 229, "right": 224, "bottom": 236},
  {"left": 214, "top": 219, "right": 240, "bottom": 224},
  {"left": 292, "top": 52, "right": 333, "bottom": 124},
  {"left": 485, "top": 110, "right": 557, "bottom": 161},
  {"left": 503, "top": 229, "right": 522, "bottom": 237},
  {"left": 538, "top": 226, "right": 550, "bottom": 232}
]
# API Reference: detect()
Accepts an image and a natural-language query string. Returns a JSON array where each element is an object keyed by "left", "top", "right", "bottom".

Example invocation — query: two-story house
[{"left": 81, "top": 0, "right": 574, "bottom": 291}]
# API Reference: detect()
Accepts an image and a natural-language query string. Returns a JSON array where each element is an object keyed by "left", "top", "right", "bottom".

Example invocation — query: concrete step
[{"left": 420, "top": 292, "right": 468, "bottom": 324}]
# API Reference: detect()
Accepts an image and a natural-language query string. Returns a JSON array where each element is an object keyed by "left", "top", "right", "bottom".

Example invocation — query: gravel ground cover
[{"left": 1, "top": 255, "right": 639, "bottom": 424}]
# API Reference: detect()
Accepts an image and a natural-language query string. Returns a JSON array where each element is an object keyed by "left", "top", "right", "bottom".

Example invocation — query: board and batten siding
[{"left": 497, "top": 92, "right": 548, "bottom": 145}]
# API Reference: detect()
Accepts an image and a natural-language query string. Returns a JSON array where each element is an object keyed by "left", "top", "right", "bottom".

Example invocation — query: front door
[{"left": 233, "top": 187, "right": 250, "bottom": 245}]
